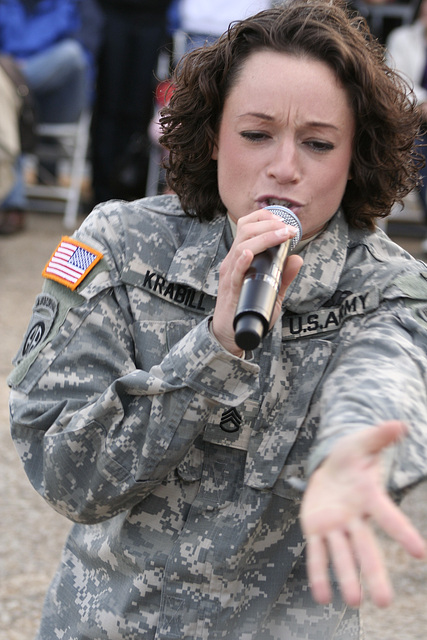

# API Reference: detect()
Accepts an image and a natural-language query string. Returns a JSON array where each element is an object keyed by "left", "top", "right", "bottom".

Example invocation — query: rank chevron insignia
[{"left": 219, "top": 407, "right": 242, "bottom": 433}]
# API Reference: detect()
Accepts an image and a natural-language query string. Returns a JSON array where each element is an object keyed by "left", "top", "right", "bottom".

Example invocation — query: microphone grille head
[{"left": 265, "top": 205, "right": 302, "bottom": 251}]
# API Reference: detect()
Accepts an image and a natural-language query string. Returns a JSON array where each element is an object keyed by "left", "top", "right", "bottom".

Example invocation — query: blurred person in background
[
  {"left": 177, "top": 0, "right": 272, "bottom": 52},
  {"left": 0, "top": 63, "right": 22, "bottom": 233},
  {"left": 350, "top": 0, "right": 418, "bottom": 43},
  {"left": 0, "top": 0, "right": 103, "bottom": 234},
  {"left": 90, "top": 0, "right": 172, "bottom": 204},
  {"left": 386, "top": 0, "right": 427, "bottom": 253}
]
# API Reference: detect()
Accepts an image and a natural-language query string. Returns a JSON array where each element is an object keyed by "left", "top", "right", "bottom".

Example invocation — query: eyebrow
[{"left": 238, "top": 112, "right": 340, "bottom": 131}]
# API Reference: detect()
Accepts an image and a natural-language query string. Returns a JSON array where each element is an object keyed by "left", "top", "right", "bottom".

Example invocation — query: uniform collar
[
  {"left": 284, "top": 209, "right": 349, "bottom": 313},
  {"left": 166, "top": 207, "right": 349, "bottom": 308},
  {"left": 166, "top": 213, "right": 231, "bottom": 295}
]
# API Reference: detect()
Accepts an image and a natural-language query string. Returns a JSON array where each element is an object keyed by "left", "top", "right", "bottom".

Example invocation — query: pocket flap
[{"left": 244, "top": 339, "right": 333, "bottom": 490}]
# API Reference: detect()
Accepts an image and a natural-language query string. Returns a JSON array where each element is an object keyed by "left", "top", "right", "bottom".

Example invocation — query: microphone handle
[{"left": 233, "top": 238, "right": 292, "bottom": 351}]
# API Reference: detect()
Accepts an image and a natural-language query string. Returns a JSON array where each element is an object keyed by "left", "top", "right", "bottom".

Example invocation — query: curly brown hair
[{"left": 159, "top": 0, "right": 423, "bottom": 230}]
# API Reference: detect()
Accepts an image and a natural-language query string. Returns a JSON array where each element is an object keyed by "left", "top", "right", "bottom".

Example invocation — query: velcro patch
[
  {"left": 13, "top": 293, "right": 58, "bottom": 364},
  {"left": 42, "top": 236, "right": 103, "bottom": 290}
]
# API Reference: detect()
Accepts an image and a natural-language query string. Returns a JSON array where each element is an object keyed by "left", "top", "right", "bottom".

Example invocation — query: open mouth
[{"left": 266, "top": 198, "right": 294, "bottom": 208}]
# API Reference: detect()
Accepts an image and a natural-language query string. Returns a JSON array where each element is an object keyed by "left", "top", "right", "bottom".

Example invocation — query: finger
[
  {"left": 349, "top": 518, "right": 393, "bottom": 608},
  {"left": 236, "top": 209, "right": 294, "bottom": 241},
  {"left": 306, "top": 534, "right": 332, "bottom": 604},
  {"left": 353, "top": 420, "right": 407, "bottom": 456},
  {"left": 230, "top": 248, "right": 253, "bottom": 285},
  {"left": 235, "top": 213, "right": 298, "bottom": 256},
  {"left": 369, "top": 491, "right": 426, "bottom": 559},
  {"left": 242, "top": 225, "right": 298, "bottom": 260},
  {"left": 228, "top": 226, "right": 300, "bottom": 302},
  {"left": 327, "top": 530, "right": 362, "bottom": 608},
  {"left": 275, "top": 255, "right": 304, "bottom": 322},
  {"left": 280, "top": 254, "right": 303, "bottom": 291}
]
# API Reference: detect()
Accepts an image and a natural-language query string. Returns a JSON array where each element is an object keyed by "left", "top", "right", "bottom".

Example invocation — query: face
[
  {"left": 212, "top": 50, "right": 355, "bottom": 239},
  {"left": 419, "top": 0, "right": 427, "bottom": 25}
]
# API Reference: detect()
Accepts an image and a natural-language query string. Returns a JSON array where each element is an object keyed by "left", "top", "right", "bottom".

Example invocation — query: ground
[{"left": 1, "top": 207, "right": 427, "bottom": 640}]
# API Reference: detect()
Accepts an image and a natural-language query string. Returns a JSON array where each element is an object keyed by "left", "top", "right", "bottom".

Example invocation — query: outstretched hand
[{"left": 300, "top": 421, "right": 426, "bottom": 608}]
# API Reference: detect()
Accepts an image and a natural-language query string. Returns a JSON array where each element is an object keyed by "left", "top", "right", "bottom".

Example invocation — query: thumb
[
  {"left": 354, "top": 420, "right": 408, "bottom": 456},
  {"left": 278, "top": 254, "right": 303, "bottom": 300}
]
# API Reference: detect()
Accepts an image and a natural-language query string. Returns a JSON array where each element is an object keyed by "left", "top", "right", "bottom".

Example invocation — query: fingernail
[{"left": 275, "top": 225, "right": 296, "bottom": 238}]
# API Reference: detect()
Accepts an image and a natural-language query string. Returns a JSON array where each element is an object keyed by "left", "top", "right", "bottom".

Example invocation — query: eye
[
  {"left": 240, "top": 131, "right": 271, "bottom": 142},
  {"left": 305, "top": 139, "right": 335, "bottom": 153}
]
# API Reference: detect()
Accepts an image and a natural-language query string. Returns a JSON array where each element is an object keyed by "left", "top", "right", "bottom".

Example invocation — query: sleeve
[
  {"left": 8, "top": 207, "right": 259, "bottom": 525},
  {"left": 307, "top": 294, "right": 427, "bottom": 495},
  {"left": 386, "top": 28, "right": 427, "bottom": 105}
]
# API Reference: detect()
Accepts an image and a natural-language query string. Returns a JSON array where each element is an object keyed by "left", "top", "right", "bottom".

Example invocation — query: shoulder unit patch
[{"left": 42, "top": 236, "right": 103, "bottom": 290}]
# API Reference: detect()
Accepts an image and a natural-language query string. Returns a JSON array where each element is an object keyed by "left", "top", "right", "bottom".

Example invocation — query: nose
[{"left": 266, "top": 138, "right": 301, "bottom": 184}]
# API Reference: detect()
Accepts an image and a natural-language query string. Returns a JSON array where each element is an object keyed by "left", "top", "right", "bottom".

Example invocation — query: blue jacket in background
[
  {"left": 0, "top": 0, "right": 104, "bottom": 97},
  {"left": 0, "top": 0, "right": 81, "bottom": 59}
]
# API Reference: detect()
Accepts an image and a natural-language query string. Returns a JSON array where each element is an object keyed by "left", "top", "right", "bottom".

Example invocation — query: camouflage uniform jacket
[{"left": 8, "top": 195, "right": 427, "bottom": 640}]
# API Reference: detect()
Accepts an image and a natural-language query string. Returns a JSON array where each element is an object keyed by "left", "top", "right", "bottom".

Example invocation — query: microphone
[{"left": 233, "top": 205, "right": 302, "bottom": 351}]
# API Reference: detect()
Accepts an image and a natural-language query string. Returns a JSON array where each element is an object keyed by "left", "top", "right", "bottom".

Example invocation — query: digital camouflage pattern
[{"left": 8, "top": 194, "right": 427, "bottom": 639}]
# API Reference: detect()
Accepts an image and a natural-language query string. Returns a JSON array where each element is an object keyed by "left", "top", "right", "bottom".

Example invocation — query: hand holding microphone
[{"left": 233, "top": 205, "right": 302, "bottom": 350}]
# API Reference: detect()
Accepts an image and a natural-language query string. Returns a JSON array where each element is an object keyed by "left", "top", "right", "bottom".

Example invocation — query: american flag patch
[{"left": 42, "top": 236, "right": 103, "bottom": 290}]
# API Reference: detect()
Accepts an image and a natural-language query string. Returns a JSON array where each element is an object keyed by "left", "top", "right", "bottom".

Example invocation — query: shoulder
[
  {"left": 347, "top": 226, "right": 427, "bottom": 300},
  {"left": 72, "top": 195, "right": 197, "bottom": 278},
  {"left": 80, "top": 193, "right": 188, "bottom": 233}
]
